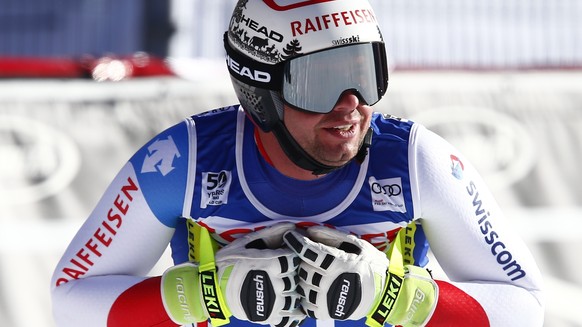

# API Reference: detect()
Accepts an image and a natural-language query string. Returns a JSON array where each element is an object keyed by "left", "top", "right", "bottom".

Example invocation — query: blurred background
[{"left": 0, "top": 0, "right": 581, "bottom": 326}]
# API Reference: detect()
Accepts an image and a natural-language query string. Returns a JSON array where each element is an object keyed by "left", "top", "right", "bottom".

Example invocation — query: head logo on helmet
[{"left": 229, "top": 0, "right": 289, "bottom": 64}]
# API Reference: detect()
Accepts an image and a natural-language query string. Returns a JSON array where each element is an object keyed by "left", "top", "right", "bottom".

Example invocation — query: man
[{"left": 51, "top": 1, "right": 545, "bottom": 326}]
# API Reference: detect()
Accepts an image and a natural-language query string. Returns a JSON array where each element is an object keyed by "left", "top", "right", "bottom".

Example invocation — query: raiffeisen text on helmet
[{"left": 290, "top": 9, "right": 377, "bottom": 37}]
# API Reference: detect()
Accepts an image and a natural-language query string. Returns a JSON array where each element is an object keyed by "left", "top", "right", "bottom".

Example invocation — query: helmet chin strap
[{"left": 270, "top": 120, "right": 373, "bottom": 176}]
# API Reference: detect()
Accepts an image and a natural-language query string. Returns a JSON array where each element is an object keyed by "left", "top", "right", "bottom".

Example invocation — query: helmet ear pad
[{"left": 230, "top": 77, "right": 283, "bottom": 132}]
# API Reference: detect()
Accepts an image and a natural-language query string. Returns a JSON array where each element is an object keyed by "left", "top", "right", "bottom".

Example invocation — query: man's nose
[{"left": 332, "top": 90, "right": 360, "bottom": 112}]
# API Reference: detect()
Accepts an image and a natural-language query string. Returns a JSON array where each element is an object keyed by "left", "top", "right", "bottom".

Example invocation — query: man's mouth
[{"left": 333, "top": 124, "right": 353, "bottom": 132}]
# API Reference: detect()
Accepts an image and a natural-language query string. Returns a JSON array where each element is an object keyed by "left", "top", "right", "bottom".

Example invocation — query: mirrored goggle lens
[{"left": 282, "top": 43, "right": 388, "bottom": 114}]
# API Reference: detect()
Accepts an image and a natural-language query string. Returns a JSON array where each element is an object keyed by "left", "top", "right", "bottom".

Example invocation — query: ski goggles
[{"left": 225, "top": 33, "right": 389, "bottom": 114}]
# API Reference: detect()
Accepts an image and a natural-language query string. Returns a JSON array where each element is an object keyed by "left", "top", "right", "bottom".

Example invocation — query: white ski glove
[
  {"left": 283, "top": 225, "right": 438, "bottom": 327},
  {"left": 216, "top": 222, "right": 306, "bottom": 327},
  {"left": 162, "top": 223, "right": 305, "bottom": 327},
  {"left": 283, "top": 226, "right": 389, "bottom": 321}
]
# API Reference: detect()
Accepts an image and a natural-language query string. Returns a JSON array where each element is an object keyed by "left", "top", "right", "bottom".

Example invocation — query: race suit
[{"left": 51, "top": 105, "right": 544, "bottom": 326}]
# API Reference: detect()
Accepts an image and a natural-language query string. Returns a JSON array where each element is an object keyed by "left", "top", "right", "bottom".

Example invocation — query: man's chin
[{"left": 318, "top": 153, "right": 357, "bottom": 168}]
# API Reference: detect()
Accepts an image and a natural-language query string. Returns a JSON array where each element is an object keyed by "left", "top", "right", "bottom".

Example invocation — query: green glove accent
[
  {"left": 196, "top": 223, "right": 231, "bottom": 326},
  {"left": 384, "top": 265, "right": 438, "bottom": 326},
  {"left": 162, "top": 222, "right": 232, "bottom": 326},
  {"left": 161, "top": 262, "right": 208, "bottom": 324},
  {"left": 366, "top": 224, "right": 439, "bottom": 327}
]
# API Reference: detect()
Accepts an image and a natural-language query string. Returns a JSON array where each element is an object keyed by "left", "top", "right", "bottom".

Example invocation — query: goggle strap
[
  {"left": 373, "top": 42, "right": 389, "bottom": 96},
  {"left": 223, "top": 32, "right": 283, "bottom": 90}
]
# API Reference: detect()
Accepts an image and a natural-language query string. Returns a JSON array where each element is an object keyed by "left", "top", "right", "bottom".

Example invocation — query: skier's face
[{"left": 283, "top": 91, "right": 373, "bottom": 168}]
